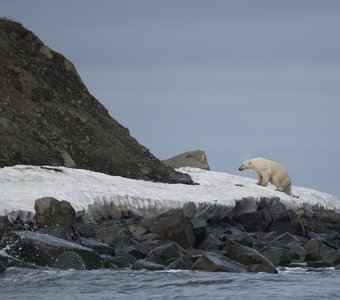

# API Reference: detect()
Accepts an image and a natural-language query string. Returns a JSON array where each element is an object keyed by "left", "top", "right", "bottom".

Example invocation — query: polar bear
[{"left": 238, "top": 157, "right": 295, "bottom": 196}]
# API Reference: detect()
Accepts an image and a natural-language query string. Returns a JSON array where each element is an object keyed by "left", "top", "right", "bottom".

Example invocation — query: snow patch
[{"left": 0, "top": 165, "right": 339, "bottom": 222}]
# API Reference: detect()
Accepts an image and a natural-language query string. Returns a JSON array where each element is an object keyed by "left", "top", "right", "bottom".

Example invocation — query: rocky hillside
[{"left": 0, "top": 19, "right": 192, "bottom": 184}]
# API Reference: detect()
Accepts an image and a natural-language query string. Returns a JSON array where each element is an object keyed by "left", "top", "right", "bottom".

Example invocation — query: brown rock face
[
  {"left": 143, "top": 209, "right": 196, "bottom": 248},
  {"left": 0, "top": 19, "right": 192, "bottom": 184},
  {"left": 34, "top": 197, "right": 76, "bottom": 227},
  {"left": 163, "top": 150, "right": 210, "bottom": 170}
]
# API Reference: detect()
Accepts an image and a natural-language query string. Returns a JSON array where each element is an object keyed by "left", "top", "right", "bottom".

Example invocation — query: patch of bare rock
[{"left": 1, "top": 197, "right": 340, "bottom": 274}]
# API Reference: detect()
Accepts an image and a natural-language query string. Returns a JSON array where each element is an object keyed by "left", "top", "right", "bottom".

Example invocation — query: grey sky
[{"left": 2, "top": 1, "right": 340, "bottom": 197}]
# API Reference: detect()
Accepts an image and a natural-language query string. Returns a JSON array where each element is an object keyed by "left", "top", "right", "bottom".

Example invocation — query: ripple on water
[{"left": 1, "top": 268, "right": 340, "bottom": 300}]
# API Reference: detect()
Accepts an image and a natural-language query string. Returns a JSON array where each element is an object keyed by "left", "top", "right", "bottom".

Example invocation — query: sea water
[{"left": 1, "top": 268, "right": 340, "bottom": 300}]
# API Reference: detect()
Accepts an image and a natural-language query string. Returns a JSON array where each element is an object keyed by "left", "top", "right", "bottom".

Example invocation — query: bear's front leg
[
  {"left": 260, "top": 174, "right": 270, "bottom": 187},
  {"left": 256, "top": 173, "right": 263, "bottom": 185}
]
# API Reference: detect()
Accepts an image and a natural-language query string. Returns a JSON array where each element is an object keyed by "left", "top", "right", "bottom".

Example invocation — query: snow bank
[{"left": 0, "top": 165, "right": 339, "bottom": 221}]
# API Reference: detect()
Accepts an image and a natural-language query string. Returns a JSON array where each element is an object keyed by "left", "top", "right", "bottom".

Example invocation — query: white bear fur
[{"left": 238, "top": 157, "right": 294, "bottom": 196}]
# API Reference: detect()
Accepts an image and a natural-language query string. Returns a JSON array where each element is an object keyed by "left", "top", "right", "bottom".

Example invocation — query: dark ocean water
[{"left": 1, "top": 268, "right": 340, "bottom": 300}]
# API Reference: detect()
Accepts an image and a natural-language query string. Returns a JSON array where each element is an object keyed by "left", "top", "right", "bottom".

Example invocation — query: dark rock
[
  {"left": 273, "top": 232, "right": 305, "bottom": 245},
  {"left": 167, "top": 258, "right": 193, "bottom": 270},
  {"left": 6, "top": 259, "right": 39, "bottom": 269},
  {"left": 52, "top": 251, "right": 86, "bottom": 270},
  {"left": 247, "top": 232, "right": 269, "bottom": 247},
  {"left": 306, "top": 260, "right": 332, "bottom": 268},
  {"left": 261, "top": 247, "right": 290, "bottom": 266},
  {"left": 304, "top": 252, "right": 321, "bottom": 262},
  {"left": 265, "top": 231, "right": 278, "bottom": 241},
  {"left": 11, "top": 218, "right": 35, "bottom": 232},
  {"left": 268, "top": 202, "right": 288, "bottom": 220},
  {"left": 322, "top": 250, "right": 340, "bottom": 266},
  {"left": 74, "top": 223, "right": 96, "bottom": 239},
  {"left": 304, "top": 239, "right": 323, "bottom": 261},
  {"left": 260, "top": 200, "right": 304, "bottom": 236},
  {"left": 119, "top": 244, "right": 148, "bottom": 259},
  {"left": 37, "top": 225, "right": 77, "bottom": 241},
  {"left": 266, "top": 240, "right": 290, "bottom": 251},
  {"left": 136, "top": 233, "right": 160, "bottom": 243},
  {"left": 0, "top": 216, "right": 11, "bottom": 237},
  {"left": 132, "top": 259, "right": 167, "bottom": 271},
  {"left": 335, "top": 264, "right": 340, "bottom": 270},
  {"left": 129, "top": 224, "right": 148, "bottom": 238},
  {"left": 145, "top": 242, "right": 189, "bottom": 266},
  {"left": 191, "top": 218, "right": 208, "bottom": 247},
  {"left": 233, "top": 198, "right": 305, "bottom": 236},
  {"left": 0, "top": 117, "right": 14, "bottom": 134},
  {"left": 229, "top": 197, "right": 258, "bottom": 219},
  {"left": 0, "top": 261, "right": 6, "bottom": 274},
  {"left": 234, "top": 209, "right": 271, "bottom": 232},
  {"left": 0, "top": 254, "right": 8, "bottom": 267},
  {"left": 227, "top": 232, "right": 255, "bottom": 248},
  {"left": 100, "top": 255, "right": 118, "bottom": 269},
  {"left": 269, "top": 209, "right": 305, "bottom": 236},
  {"left": 219, "top": 216, "right": 246, "bottom": 232},
  {"left": 87, "top": 204, "right": 129, "bottom": 222},
  {"left": 306, "top": 231, "right": 338, "bottom": 250},
  {"left": 199, "top": 234, "right": 222, "bottom": 251},
  {"left": 303, "top": 208, "right": 340, "bottom": 234},
  {"left": 143, "top": 209, "right": 195, "bottom": 248},
  {"left": 0, "top": 20, "right": 192, "bottom": 185},
  {"left": 140, "top": 239, "right": 166, "bottom": 252},
  {"left": 162, "top": 150, "right": 210, "bottom": 170},
  {"left": 192, "top": 252, "right": 247, "bottom": 273},
  {"left": 223, "top": 240, "right": 277, "bottom": 273},
  {"left": 2, "top": 231, "right": 102, "bottom": 269},
  {"left": 94, "top": 223, "right": 131, "bottom": 248},
  {"left": 79, "top": 237, "right": 114, "bottom": 255},
  {"left": 284, "top": 261, "right": 307, "bottom": 268},
  {"left": 319, "top": 232, "right": 340, "bottom": 248},
  {"left": 287, "top": 242, "right": 306, "bottom": 260},
  {"left": 101, "top": 255, "right": 131, "bottom": 269},
  {"left": 314, "top": 209, "right": 340, "bottom": 224},
  {"left": 114, "top": 250, "right": 137, "bottom": 266},
  {"left": 34, "top": 197, "right": 76, "bottom": 227}
]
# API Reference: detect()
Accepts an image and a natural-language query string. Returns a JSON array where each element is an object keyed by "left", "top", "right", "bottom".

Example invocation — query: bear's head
[{"left": 238, "top": 160, "right": 253, "bottom": 171}]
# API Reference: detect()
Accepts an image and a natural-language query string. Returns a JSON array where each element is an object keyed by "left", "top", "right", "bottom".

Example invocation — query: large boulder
[
  {"left": 52, "top": 251, "right": 86, "bottom": 270},
  {"left": 199, "top": 233, "right": 223, "bottom": 251},
  {"left": 132, "top": 259, "right": 167, "bottom": 271},
  {"left": 0, "top": 216, "right": 11, "bottom": 238},
  {"left": 163, "top": 150, "right": 210, "bottom": 170},
  {"left": 322, "top": 250, "right": 340, "bottom": 266},
  {"left": 302, "top": 207, "right": 340, "bottom": 234},
  {"left": 261, "top": 247, "right": 291, "bottom": 266},
  {"left": 0, "top": 19, "right": 192, "bottom": 185},
  {"left": 0, "top": 261, "right": 6, "bottom": 274},
  {"left": 34, "top": 197, "right": 76, "bottom": 227},
  {"left": 224, "top": 240, "right": 277, "bottom": 273},
  {"left": 233, "top": 198, "right": 304, "bottom": 236},
  {"left": 143, "top": 209, "right": 196, "bottom": 248},
  {"left": 190, "top": 218, "right": 208, "bottom": 247},
  {"left": 145, "top": 242, "right": 191, "bottom": 267},
  {"left": 192, "top": 252, "right": 247, "bottom": 273},
  {"left": 2, "top": 231, "right": 102, "bottom": 269},
  {"left": 93, "top": 222, "right": 131, "bottom": 248},
  {"left": 79, "top": 237, "right": 115, "bottom": 256}
]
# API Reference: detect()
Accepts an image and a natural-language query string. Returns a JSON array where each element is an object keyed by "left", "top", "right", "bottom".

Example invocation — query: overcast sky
[{"left": 2, "top": 1, "right": 340, "bottom": 197}]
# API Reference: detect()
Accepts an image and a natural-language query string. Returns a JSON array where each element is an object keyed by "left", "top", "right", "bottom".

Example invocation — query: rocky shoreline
[{"left": 1, "top": 197, "right": 340, "bottom": 274}]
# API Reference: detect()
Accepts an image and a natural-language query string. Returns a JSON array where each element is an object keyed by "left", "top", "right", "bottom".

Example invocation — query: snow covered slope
[{"left": 0, "top": 165, "right": 339, "bottom": 221}]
